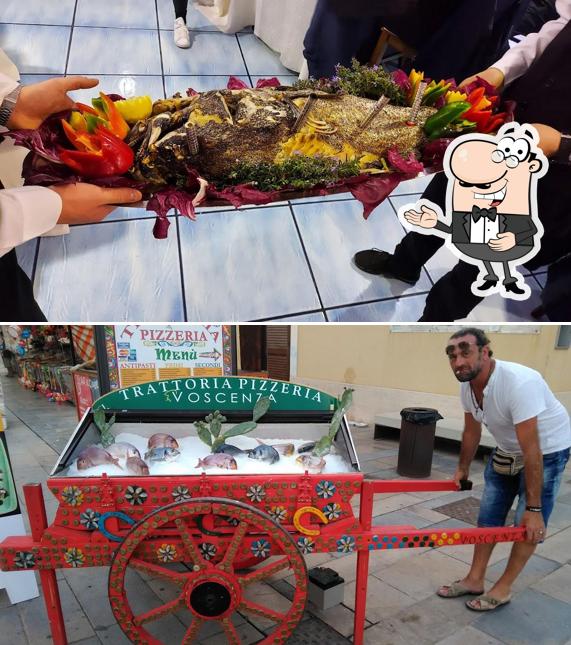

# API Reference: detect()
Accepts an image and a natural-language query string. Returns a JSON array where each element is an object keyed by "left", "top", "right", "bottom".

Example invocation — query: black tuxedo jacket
[{"left": 434, "top": 212, "right": 538, "bottom": 246}]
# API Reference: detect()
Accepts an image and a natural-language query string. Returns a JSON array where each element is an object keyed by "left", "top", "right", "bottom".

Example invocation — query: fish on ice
[
  {"left": 196, "top": 454, "right": 238, "bottom": 470},
  {"left": 248, "top": 444, "right": 280, "bottom": 465},
  {"left": 107, "top": 442, "right": 141, "bottom": 460},
  {"left": 144, "top": 447, "right": 181, "bottom": 462},
  {"left": 126, "top": 456, "right": 150, "bottom": 476},
  {"left": 77, "top": 446, "right": 121, "bottom": 470},
  {"left": 296, "top": 454, "right": 326, "bottom": 473},
  {"left": 147, "top": 433, "right": 179, "bottom": 449}
]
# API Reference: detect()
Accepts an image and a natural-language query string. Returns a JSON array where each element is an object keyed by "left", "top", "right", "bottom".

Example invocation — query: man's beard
[{"left": 454, "top": 364, "right": 482, "bottom": 382}]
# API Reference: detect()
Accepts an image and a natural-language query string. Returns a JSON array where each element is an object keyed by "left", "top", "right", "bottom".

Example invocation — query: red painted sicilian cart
[{"left": 0, "top": 377, "right": 525, "bottom": 644}]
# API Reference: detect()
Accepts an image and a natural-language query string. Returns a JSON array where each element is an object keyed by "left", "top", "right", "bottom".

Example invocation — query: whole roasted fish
[
  {"left": 126, "top": 456, "right": 150, "bottom": 476},
  {"left": 77, "top": 446, "right": 121, "bottom": 470},
  {"left": 196, "top": 454, "right": 237, "bottom": 470},
  {"left": 147, "top": 433, "right": 179, "bottom": 449},
  {"left": 248, "top": 444, "right": 280, "bottom": 465},
  {"left": 296, "top": 455, "right": 326, "bottom": 473},
  {"left": 256, "top": 439, "right": 294, "bottom": 456},
  {"left": 107, "top": 442, "right": 141, "bottom": 460},
  {"left": 131, "top": 88, "right": 434, "bottom": 185},
  {"left": 144, "top": 447, "right": 180, "bottom": 462},
  {"left": 213, "top": 443, "right": 246, "bottom": 456}
]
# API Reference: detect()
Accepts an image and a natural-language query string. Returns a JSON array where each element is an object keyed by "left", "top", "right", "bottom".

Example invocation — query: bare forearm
[
  {"left": 523, "top": 446, "right": 543, "bottom": 507},
  {"left": 459, "top": 429, "right": 481, "bottom": 473}
]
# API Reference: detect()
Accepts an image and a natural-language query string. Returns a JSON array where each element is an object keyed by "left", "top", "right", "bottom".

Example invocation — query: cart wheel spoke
[
  {"left": 133, "top": 595, "right": 185, "bottom": 626},
  {"left": 221, "top": 617, "right": 241, "bottom": 645},
  {"left": 218, "top": 520, "right": 249, "bottom": 570},
  {"left": 129, "top": 558, "right": 187, "bottom": 587},
  {"left": 181, "top": 617, "right": 204, "bottom": 645},
  {"left": 239, "top": 599, "right": 287, "bottom": 623},
  {"left": 174, "top": 517, "right": 206, "bottom": 567},
  {"left": 238, "top": 556, "right": 291, "bottom": 587}
]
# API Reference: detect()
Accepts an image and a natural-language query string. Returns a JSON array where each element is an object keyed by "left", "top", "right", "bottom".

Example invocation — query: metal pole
[
  {"left": 93, "top": 326, "right": 111, "bottom": 395},
  {"left": 23, "top": 484, "right": 67, "bottom": 645}
]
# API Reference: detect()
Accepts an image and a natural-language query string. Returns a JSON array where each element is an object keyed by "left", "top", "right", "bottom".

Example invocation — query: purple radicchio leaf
[
  {"left": 391, "top": 69, "right": 412, "bottom": 95},
  {"left": 255, "top": 77, "right": 282, "bottom": 89},
  {"left": 227, "top": 76, "right": 249, "bottom": 90},
  {"left": 5, "top": 111, "right": 70, "bottom": 164},
  {"left": 461, "top": 75, "right": 499, "bottom": 98},
  {"left": 387, "top": 147, "right": 424, "bottom": 176}
]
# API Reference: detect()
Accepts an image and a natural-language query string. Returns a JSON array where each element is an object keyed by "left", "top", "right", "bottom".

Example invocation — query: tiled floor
[
  {"left": 3, "top": 0, "right": 549, "bottom": 322},
  {"left": 2, "top": 373, "right": 571, "bottom": 644}
]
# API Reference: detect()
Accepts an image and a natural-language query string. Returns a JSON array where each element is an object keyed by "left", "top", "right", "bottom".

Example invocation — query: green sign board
[{"left": 93, "top": 376, "right": 337, "bottom": 412}]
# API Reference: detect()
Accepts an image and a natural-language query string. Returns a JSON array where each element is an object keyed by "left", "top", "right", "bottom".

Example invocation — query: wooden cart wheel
[{"left": 108, "top": 498, "right": 307, "bottom": 644}]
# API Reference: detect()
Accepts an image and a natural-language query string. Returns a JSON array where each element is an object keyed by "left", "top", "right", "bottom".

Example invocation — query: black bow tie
[{"left": 471, "top": 205, "right": 498, "bottom": 222}]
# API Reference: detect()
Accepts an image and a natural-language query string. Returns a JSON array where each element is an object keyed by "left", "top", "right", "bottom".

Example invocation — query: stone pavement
[{"left": 1, "top": 374, "right": 570, "bottom": 645}]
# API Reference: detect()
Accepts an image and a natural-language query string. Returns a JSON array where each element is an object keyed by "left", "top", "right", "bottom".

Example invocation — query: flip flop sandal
[
  {"left": 466, "top": 594, "right": 512, "bottom": 611},
  {"left": 437, "top": 580, "right": 485, "bottom": 598}
]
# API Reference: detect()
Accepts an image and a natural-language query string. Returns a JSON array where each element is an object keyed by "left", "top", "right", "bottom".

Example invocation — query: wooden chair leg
[
  {"left": 369, "top": 28, "right": 392, "bottom": 66},
  {"left": 369, "top": 26, "right": 417, "bottom": 68}
]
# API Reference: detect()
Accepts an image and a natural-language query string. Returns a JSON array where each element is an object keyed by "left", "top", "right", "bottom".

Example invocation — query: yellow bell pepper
[
  {"left": 113, "top": 96, "right": 153, "bottom": 124},
  {"left": 445, "top": 90, "right": 468, "bottom": 104}
]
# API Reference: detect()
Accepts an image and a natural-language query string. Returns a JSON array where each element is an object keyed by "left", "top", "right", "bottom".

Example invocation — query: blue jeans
[{"left": 478, "top": 447, "right": 570, "bottom": 528}]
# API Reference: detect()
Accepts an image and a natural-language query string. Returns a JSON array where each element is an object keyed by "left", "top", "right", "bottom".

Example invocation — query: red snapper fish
[
  {"left": 148, "top": 433, "right": 179, "bottom": 449},
  {"left": 296, "top": 454, "right": 326, "bottom": 473},
  {"left": 126, "top": 456, "right": 150, "bottom": 476},
  {"left": 195, "top": 454, "right": 237, "bottom": 470},
  {"left": 107, "top": 442, "right": 141, "bottom": 460},
  {"left": 77, "top": 446, "right": 121, "bottom": 470}
]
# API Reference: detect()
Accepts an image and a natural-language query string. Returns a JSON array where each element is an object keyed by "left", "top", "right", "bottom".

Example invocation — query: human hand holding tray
[{"left": 7, "top": 62, "right": 512, "bottom": 239}]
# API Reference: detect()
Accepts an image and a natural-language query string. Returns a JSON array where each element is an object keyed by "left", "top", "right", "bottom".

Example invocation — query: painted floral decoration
[
  {"left": 297, "top": 537, "right": 315, "bottom": 554},
  {"left": 268, "top": 506, "right": 288, "bottom": 523},
  {"left": 61, "top": 486, "right": 84, "bottom": 507},
  {"left": 64, "top": 547, "right": 85, "bottom": 567},
  {"left": 125, "top": 485, "right": 148, "bottom": 506},
  {"left": 157, "top": 544, "right": 178, "bottom": 563},
  {"left": 79, "top": 509, "right": 100, "bottom": 530},
  {"left": 316, "top": 480, "right": 336, "bottom": 499},
  {"left": 322, "top": 502, "right": 342, "bottom": 521},
  {"left": 246, "top": 484, "right": 266, "bottom": 503},
  {"left": 14, "top": 551, "right": 35, "bottom": 569},
  {"left": 199, "top": 543, "right": 217, "bottom": 560},
  {"left": 336, "top": 535, "right": 356, "bottom": 553},
  {"left": 251, "top": 539, "right": 271, "bottom": 558},
  {"left": 171, "top": 486, "right": 192, "bottom": 503}
]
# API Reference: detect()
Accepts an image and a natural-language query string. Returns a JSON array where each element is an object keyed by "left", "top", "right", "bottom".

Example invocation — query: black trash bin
[{"left": 397, "top": 407, "right": 443, "bottom": 478}]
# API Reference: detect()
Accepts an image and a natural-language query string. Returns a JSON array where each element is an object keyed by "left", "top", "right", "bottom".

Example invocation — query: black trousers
[
  {"left": 0, "top": 249, "right": 46, "bottom": 322},
  {"left": 386, "top": 172, "right": 571, "bottom": 321},
  {"left": 173, "top": 0, "right": 188, "bottom": 20}
]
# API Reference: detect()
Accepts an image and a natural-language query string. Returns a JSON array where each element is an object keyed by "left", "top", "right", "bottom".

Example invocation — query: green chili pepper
[
  {"left": 424, "top": 101, "right": 471, "bottom": 139},
  {"left": 438, "top": 120, "right": 478, "bottom": 138},
  {"left": 423, "top": 82, "right": 451, "bottom": 106}
]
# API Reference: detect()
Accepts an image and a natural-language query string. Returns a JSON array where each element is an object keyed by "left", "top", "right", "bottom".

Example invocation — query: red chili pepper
[
  {"left": 481, "top": 114, "right": 507, "bottom": 134},
  {"left": 59, "top": 124, "right": 134, "bottom": 177}
]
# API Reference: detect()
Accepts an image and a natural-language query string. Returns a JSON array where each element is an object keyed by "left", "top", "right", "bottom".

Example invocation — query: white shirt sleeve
[
  {"left": 494, "top": 0, "right": 571, "bottom": 86},
  {"left": 508, "top": 376, "right": 547, "bottom": 426},
  {"left": 0, "top": 186, "right": 62, "bottom": 258},
  {"left": 0, "top": 72, "right": 19, "bottom": 103}
]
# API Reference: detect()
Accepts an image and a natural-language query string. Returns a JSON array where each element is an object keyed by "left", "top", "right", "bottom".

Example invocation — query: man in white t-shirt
[{"left": 437, "top": 327, "right": 571, "bottom": 611}]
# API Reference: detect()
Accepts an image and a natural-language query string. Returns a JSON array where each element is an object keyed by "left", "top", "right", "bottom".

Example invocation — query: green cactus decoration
[
  {"left": 195, "top": 397, "right": 271, "bottom": 452},
  {"left": 312, "top": 388, "right": 354, "bottom": 457},
  {"left": 93, "top": 409, "right": 116, "bottom": 449}
]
